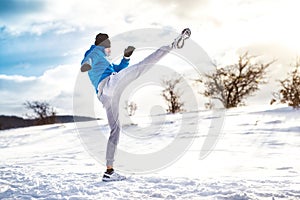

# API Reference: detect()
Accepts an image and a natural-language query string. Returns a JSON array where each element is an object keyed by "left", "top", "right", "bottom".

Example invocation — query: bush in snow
[
  {"left": 125, "top": 101, "right": 138, "bottom": 116},
  {"left": 271, "top": 58, "right": 300, "bottom": 109},
  {"left": 24, "top": 100, "right": 57, "bottom": 125},
  {"left": 198, "top": 52, "right": 274, "bottom": 109},
  {"left": 161, "top": 76, "right": 184, "bottom": 114}
]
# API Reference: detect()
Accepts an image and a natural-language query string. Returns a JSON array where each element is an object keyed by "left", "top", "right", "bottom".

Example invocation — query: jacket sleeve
[{"left": 112, "top": 57, "right": 130, "bottom": 72}]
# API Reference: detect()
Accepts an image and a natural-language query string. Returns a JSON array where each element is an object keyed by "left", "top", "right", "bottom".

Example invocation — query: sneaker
[
  {"left": 171, "top": 28, "right": 191, "bottom": 49},
  {"left": 80, "top": 58, "right": 92, "bottom": 72},
  {"left": 102, "top": 170, "right": 126, "bottom": 182}
]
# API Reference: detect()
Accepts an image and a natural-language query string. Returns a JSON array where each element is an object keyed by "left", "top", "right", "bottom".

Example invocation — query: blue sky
[
  {"left": 0, "top": 0, "right": 300, "bottom": 117},
  {"left": 0, "top": 0, "right": 45, "bottom": 17},
  {"left": 0, "top": 29, "right": 87, "bottom": 76}
]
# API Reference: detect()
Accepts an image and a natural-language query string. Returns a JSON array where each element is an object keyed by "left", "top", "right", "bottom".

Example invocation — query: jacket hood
[{"left": 84, "top": 45, "right": 106, "bottom": 57}]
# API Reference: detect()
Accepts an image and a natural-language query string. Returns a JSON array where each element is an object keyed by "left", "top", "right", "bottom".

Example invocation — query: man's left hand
[{"left": 124, "top": 46, "right": 135, "bottom": 57}]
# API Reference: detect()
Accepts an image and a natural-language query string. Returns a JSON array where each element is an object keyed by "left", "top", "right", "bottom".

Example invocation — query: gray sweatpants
[{"left": 97, "top": 45, "right": 172, "bottom": 166}]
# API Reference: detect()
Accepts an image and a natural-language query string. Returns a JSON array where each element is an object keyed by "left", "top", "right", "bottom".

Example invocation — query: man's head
[
  {"left": 95, "top": 33, "right": 111, "bottom": 47},
  {"left": 95, "top": 33, "right": 111, "bottom": 56}
]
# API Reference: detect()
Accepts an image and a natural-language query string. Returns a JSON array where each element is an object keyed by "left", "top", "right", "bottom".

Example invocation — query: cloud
[
  {"left": 239, "top": 43, "right": 297, "bottom": 65},
  {"left": 0, "top": 0, "right": 208, "bottom": 36},
  {"left": 151, "top": 0, "right": 209, "bottom": 19},
  {"left": 0, "top": 74, "right": 36, "bottom": 82},
  {"left": 0, "top": 64, "right": 80, "bottom": 116}
]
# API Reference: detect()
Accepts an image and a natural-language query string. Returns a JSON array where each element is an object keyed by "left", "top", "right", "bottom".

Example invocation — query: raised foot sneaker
[
  {"left": 102, "top": 170, "right": 126, "bottom": 182},
  {"left": 80, "top": 58, "right": 92, "bottom": 72},
  {"left": 171, "top": 28, "right": 192, "bottom": 49}
]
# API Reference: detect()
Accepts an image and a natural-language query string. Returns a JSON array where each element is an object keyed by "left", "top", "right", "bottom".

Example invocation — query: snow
[{"left": 1, "top": 105, "right": 300, "bottom": 199}]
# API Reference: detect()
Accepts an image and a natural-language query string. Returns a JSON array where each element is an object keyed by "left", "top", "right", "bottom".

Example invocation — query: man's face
[{"left": 104, "top": 48, "right": 111, "bottom": 57}]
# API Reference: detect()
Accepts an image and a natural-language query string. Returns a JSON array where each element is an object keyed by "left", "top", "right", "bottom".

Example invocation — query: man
[{"left": 81, "top": 29, "right": 191, "bottom": 182}]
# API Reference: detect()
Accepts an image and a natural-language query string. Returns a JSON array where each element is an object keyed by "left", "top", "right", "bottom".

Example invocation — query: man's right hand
[{"left": 81, "top": 58, "right": 92, "bottom": 72}]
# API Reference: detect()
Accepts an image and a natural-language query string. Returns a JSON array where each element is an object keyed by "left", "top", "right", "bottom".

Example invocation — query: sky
[{"left": 0, "top": 0, "right": 300, "bottom": 117}]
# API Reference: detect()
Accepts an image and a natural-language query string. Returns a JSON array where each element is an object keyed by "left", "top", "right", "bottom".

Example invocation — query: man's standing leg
[
  {"left": 99, "top": 88, "right": 126, "bottom": 181},
  {"left": 104, "top": 98, "right": 120, "bottom": 168},
  {"left": 98, "top": 86, "right": 121, "bottom": 168}
]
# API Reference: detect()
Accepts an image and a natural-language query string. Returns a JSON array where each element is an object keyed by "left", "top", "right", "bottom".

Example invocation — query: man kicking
[{"left": 80, "top": 28, "right": 191, "bottom": 182}]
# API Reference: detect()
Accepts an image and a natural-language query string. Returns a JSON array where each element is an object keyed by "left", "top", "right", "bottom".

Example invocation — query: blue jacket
[{"left": 81, "top": 45, "right": 130, "bottom": 93}]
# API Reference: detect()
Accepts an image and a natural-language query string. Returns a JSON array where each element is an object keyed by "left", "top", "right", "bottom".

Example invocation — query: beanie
[{"left": 95, "top": 33, "right": 111, "bottom": 48}]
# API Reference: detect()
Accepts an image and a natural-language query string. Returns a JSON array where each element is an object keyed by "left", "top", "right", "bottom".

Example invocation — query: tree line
[
  {"left": 162, "top": 54, "right": 300, "bottom": 113},
  {"left": 24, "top": 53, "right": 299, "bottom": 125}
]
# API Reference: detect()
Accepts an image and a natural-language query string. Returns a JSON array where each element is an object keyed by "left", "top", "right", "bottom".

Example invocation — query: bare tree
[
  {"left": 161, "top": 76, "right": 184, "bottom": 114},
  {"left": 24, "top": 101, "right": 56, "bottom": 125},
  {"left": 271, "top": 58, "right": 300, "bottom": 109},
  {"left": 125, "top": 101, "right": 138, "bottom": 116},
  {"left": 198, "top": 52, "right": 274, "bottom": 109}
]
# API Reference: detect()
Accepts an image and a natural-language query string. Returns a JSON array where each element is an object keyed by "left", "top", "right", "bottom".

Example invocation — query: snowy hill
[{"left": 0, "top": 105, "right": 300, "bottom": 199}]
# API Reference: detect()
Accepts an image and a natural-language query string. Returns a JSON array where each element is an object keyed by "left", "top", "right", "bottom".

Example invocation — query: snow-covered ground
[{"left": 1, "top": 105, "right": 300, "bottom": 199}]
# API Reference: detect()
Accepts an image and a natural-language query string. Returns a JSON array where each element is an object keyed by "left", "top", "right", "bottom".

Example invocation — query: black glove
[{"left": 124, "top": 46, "right": 135, "bottom": 57}]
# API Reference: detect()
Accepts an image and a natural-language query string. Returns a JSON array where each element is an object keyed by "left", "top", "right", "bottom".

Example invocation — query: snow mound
[{"left": 1, "top": 105, "right": 300, "bottom": 199}]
